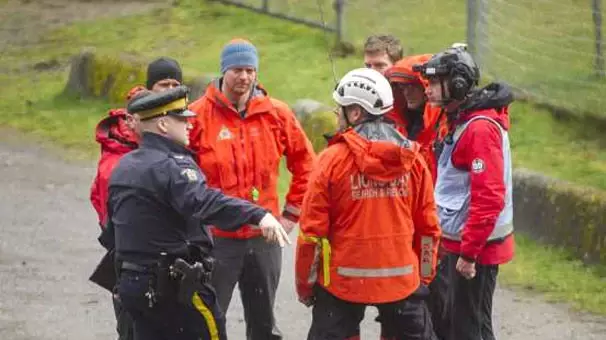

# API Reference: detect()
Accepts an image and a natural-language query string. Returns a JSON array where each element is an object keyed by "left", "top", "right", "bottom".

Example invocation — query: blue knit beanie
[{"left": 220, "top": 39, "right": 259, "bottom": 74}]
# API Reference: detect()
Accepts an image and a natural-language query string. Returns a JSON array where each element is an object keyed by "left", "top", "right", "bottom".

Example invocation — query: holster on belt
[{"left": 171, "top": 257, "right": 214, "bottom": 305}]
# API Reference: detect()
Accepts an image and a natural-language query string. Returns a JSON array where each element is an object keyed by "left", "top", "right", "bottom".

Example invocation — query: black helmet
[{"left": 415, "top": 45, "right": 480, "bottom": 101}]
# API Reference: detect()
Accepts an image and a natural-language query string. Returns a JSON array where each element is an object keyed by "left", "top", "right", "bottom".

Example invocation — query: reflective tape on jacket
[
  {"left": 337, "top": 265, "right": 413, "bottom": 278},
  {"left": 299, "top": 232, "right": 331, "bottom": 286}
]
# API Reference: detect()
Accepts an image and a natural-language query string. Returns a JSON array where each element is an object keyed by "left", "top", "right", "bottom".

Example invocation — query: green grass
[
  {"left": 499, "top": 234, "right": 606, "bottom": 315},
  {"left": 1, "top": 0, "right": 605, "bottom": 190},
  {"left": 248, "top": 0, "right": 606, "bottom": 116},
  {"left": 0, "top": 0, "right": 605, "bottom": 316}
]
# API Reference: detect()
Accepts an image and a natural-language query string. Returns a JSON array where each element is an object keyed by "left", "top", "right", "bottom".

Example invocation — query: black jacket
[{"left": 107, "top": 132, "right": 267, "bottom": 263}]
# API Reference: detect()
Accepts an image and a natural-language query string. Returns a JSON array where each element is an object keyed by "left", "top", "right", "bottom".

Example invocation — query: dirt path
[
  {"left": 0, "top": 0, "right": 167, "bottom": 52},
  {"left": 0, "top": 131, "right": 605, "bottom": 339}
]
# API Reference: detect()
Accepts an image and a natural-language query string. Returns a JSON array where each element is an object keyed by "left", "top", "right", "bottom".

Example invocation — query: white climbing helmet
[{"left": 332, "top": 68, "right": 394, "bottom": 116}]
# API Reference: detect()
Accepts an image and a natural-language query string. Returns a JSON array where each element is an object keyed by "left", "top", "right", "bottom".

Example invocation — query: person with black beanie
[
  {"left": 90, "top": 56, "right": 183, "bottom": 340},
  {"left": 146, "top": 57, "right": 183, "bottom": 92}
]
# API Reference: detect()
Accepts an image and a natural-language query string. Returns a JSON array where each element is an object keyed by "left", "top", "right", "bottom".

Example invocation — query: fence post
[
  {"left": 466, "top": 0, "right": 478, "bottom": 58},
  {"left": 593, "top": 0, "right": 605, "bottom": 78},
  {"left": 262, "top": 0, "right": 269, "bottom": 12},
  {"left": 334, "top": 0, "right": 345, "bottom": 45},
  {"left": 475, "top": 0, "right": 488, "bottom": 69}
]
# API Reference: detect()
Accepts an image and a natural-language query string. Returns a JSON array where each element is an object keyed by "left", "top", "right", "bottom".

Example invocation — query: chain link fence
[{"left": 213, "top": 0, "right": 606, "bottom": 115}]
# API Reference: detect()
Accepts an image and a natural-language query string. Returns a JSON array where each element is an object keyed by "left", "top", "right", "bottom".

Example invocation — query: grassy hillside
[
  {"left": 1, "top": 0, "right": 605, "bottom": 189},
  {"left": 250, "top": 0, "right": 606, "bottom": 115}
]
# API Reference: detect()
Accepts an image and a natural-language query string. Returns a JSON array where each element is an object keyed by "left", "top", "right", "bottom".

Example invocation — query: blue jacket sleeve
[{"left": 165, "top": 156, "right": 267, "bottom": 231}]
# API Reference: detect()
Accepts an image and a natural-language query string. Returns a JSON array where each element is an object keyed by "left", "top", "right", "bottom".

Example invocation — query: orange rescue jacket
[
  {"left": 295, "top": 121, "right": 441, "bottom": 304},
  {"left": 188, "top": 79, "right": 316, "bottom": 239},
  {"left": 385, "top": 54, "right": 448, "bottom": 183}
]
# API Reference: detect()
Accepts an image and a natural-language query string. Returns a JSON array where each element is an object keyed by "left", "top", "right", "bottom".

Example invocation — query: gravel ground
[{"left": 0, "top": 131, "right": 605, "bottom": 340}]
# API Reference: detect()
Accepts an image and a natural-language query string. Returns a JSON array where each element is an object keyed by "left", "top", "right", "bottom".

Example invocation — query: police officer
[{"left": 106, "top": 86, "right": 290, "bottom": 340}]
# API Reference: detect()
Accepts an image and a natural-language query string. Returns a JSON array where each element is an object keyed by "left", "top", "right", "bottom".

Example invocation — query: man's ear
[{"left": 157, "top": 117, "right": 169, "bottom": 134}]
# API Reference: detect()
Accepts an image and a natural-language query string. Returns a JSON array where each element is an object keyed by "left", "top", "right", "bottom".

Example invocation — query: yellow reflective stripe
[
  {"left": 191, "top": 292, "right": 219, "bottom": 340},
  {"left": 299, "top": 232, "right": 331, "bottom": 286}
]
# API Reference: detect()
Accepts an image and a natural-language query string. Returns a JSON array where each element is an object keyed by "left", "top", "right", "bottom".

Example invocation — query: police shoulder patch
[{"left": 180, "top": 168, "right": 199, "bottom": 182}]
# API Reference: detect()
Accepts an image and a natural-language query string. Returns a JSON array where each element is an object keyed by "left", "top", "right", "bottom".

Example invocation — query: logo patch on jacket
[
  {"left": 471, "top": 158, "right": 485, "bottom": 173},
  {"left": 218, "top": 125, "right": 233, "bottom": 141},
  {"left": 181, "top": 168, "right": 199, "bottom": 182}
]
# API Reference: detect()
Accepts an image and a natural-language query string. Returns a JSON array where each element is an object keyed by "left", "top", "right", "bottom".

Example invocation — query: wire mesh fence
[{"left": 213, "top": 0, "right": 606, "bottom": 115}]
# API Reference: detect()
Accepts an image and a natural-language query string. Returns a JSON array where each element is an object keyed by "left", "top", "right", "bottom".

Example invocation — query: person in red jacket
[
  {"left": 188, "top": 39, "right": 316, "bottom": 340},
  {"left": 416, "top": 45, "right": 515, "bottom": 340},
  {"left": 296, "top": 68, "right": 441, "bottom": 340},
  {"left": 90, "top": 57, "right": 184, "bottom": 228},
  {"left": 385, "top": 54, "right": 447, "bottom": 183},
  {"left": 89, "top": 57, "right": 184, "bottom": 340}
]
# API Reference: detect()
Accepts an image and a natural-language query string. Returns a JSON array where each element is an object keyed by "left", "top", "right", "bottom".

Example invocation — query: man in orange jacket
[
  {"left": 89, "top": 57, "right": 184, "bottom": 340},
  {"left": 296, "top": 68, "right": 441, "bottom": 340},
  {"left": 188, "top": 39, "right": 315, "bottom": 339},
  {"left": 385, "top": 54, "right": 447, "bottom": 183}
]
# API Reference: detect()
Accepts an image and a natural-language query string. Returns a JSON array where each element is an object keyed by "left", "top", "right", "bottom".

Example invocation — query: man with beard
[{"left": 188, "top": 38, "right": 315, "bottom": 339}]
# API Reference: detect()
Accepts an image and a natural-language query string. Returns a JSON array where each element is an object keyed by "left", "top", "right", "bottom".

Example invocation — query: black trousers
[
  {"left": 112, "top": 292, "right": 134, "bottom": 340},
  {"left": 211, "top": 236, "right": 283, "bottom": 340},
  {"left": 117, "top": 271, "right": 226, "bottom": 340},
  {"left": 438, "top": 253, "right": 499, "bottom": 340},
  {"left": 308, "top": 285, "right": 437, "bottom": 340}
]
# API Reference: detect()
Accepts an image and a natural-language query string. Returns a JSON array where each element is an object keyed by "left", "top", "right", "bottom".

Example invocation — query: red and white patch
[{"left": 471, "top": 158, "right": 485, "bottom": 173}]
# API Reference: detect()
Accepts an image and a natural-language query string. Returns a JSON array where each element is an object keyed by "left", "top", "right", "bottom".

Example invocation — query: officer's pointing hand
[{"left": 258, "top": 213, "right": 291, "bottom": 247}]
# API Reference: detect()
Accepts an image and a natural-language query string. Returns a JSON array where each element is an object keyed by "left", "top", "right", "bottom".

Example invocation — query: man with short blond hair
[{"left": 363, "top": 34, "right": 404, "bottom": 75}]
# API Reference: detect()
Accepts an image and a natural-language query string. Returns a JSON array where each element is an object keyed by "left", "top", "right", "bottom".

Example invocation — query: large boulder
[
  {"left": 184, "top": 74, "right": 219, "bottom": 101},
  {"left": 301, "top": 110, "right": 338, "bottom": 154},
  {"left": 64, "top": 49, "right": 147, "bottom": 104},
  {"left": 291, "top": 98, "right": 331, "bottom": 123}
]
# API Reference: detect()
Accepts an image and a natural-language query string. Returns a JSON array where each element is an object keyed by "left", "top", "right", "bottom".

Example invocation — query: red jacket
[
  {"left": 188, "top": 80, "right": 316, "bottom": 239},
  {"left": 441, "top": 83, "right": 515, "bottom": 265},
  {"left": 90, "top": 109, "right": 138, "bottom": 227}
]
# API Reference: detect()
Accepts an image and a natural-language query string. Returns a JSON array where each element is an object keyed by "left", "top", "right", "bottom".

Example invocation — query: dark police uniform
[{"left": 107, "top": 86, "right": 269, "bottom": 340}]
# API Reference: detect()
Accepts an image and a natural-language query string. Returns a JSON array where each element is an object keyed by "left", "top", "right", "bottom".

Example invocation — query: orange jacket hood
[{"left": 332, "top": 121, "right": 420, "bottom": 182}]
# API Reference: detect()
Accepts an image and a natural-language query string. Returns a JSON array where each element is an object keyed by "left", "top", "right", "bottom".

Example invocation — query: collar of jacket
[
  {"left": 206, "top": 78, "right": 274, "bottom": 117},
  {"left": 140, "top": 132, "right": 195, "bottom": 157}
]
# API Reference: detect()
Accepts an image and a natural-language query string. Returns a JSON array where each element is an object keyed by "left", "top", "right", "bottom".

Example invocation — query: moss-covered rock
[
  {"left": 184, "top": 74, "right": 219, "bottom": 101},
  {"left": 301, "top": 110, "right": 338, "bottom": 153},
  {"left": 292, "top": 98, "right": 331, "bottom": 123},
  {"left": 513, "top": 168, "right": 606, "bottom": 265},
  {"left": 64, "top": 49, "right": 147, "bottom": 104}
]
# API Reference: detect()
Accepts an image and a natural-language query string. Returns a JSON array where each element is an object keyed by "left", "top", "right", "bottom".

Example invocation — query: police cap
[{"left": 127, "top": 85, "right": 196, "bottom": 121}]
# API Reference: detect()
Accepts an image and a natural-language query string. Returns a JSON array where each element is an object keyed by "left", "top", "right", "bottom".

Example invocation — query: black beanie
[{"left": 146, "top": 57, "right": 183, "bottom": 89}]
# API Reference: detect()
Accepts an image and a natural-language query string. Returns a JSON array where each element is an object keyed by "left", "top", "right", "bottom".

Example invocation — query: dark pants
[
  {"left": 438, "top": 253, "right": 499, "bottom": 340},
  {"left": 427, "top": 250, "right": 448, "bottom": 340},
  {"left": 309, "top": 285, "right": 437, "bottom": 340},
  {"left": 211, "top": 236, "right": 283, "bottom": 340},
  {"left": 112, "top": 292, "right": 134, "bottom": 340},
  {"left": 117, "top": 271, "right": 226, "bottom": 340}
]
